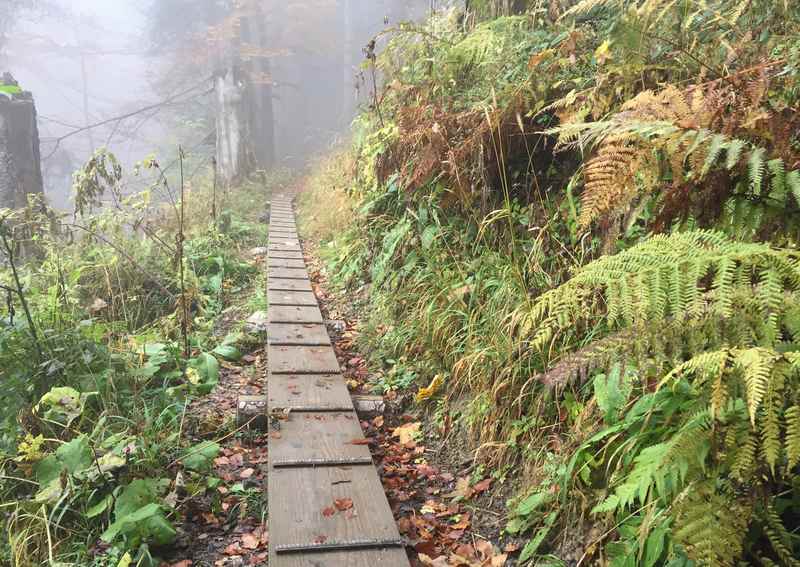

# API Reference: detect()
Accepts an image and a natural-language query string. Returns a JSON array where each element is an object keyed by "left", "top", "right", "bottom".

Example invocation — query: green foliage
[
  {"left": 301, "top": 0, "right": 800, "bottom": 563},
  {"left": 0, "top": 149, "right": 274, "bottom": 564}
]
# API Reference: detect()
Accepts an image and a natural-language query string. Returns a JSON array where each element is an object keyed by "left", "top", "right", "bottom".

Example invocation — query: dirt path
[{"left": 165, "top": 344, "right": 270, "bottom": 567}]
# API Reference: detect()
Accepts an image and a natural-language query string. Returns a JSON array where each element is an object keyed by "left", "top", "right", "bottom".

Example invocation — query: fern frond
[
  {"left": 673, "top": 484, "right": 750, "bottom": 567},
  {"left": 785, "top": 404, "right": 800, "bottom": 470},
  {"left": 762, "top": 504, "right": 800, "bottom": 567},
  {"left": 734, "top": 347, "right": 777, "bottom": 426},
  {"left": 748, "top": 147, "right": 766, "bottom": 196}
]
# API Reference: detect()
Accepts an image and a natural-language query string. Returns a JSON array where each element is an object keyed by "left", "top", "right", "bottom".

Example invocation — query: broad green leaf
[
  {"left": 115, "top": 478, "right": 169, "bottom": 519},
  {"left": 101, "top": 502, "right": 176, "bottom": 546},
  {"left": 86, "top": 494, "right": 114, "bottom": 518},
  {"left": 56, "top": 435, "right": 92, "bottom": 474},
  {"left": 35, "top": 387, "right": 96, "bottom": 427},
  {"left": 212, "top": 344, "right": 241, "bottom": 361},
  {"left": 180, "top": 441, "right": 220, "bottom": 472},
  {"left": 190, "top": 352, "right": 220, "bottom": 394},
  {"left": 34, "top": 455, "right": 63, "bottom": 485}
]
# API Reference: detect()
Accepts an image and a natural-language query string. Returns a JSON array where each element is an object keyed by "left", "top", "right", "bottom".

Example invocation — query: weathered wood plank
[
  {"left": 268, "top": 373, "right": 352, "bottom": 409},
  {"left": 271, "top": 548, "right": 408, "bottom": 567},
  {"left": 268, "top": 466, "right": 403, "bottom": 553},
  {"left": 268, "top": 323, "right": 330, "bottom": 345},
  {"left": 268, "top": 250, "right": 305, "bottom": 259},
  {"left": 269, "top": 411, "right": 370, "bottom": 463},
  {"left": 270, "top": 227, "right": 297, "bottom": 234},
  {"left": 269, "top": 345, "right": 341, "bottom": 374},
  {"left": 268, "top": 267, "right": 309, "bottom": 280},
  {"left": 268, "top": 258, "right": 305, "bottom": 269},
  {"left": 269, "top": 305, "right": 324, "bottom": 324},
  {"left": 271, "top": 216, "right": 296, "bottom": 223},
  {"left": 268, "top": 245, "right": 303, "bottom": 254},
  {"left": 269, "top": 238, "right": 301, "bottom": 247},
  {"left": 270, "top": 291, "right": 318, "bottom": 306},
  {"left": 268, "top": 278, "right": 313, "bottom": 292}
]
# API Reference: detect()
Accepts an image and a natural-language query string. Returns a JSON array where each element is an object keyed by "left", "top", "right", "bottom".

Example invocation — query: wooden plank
[
  {"left": 269, "top": 238, "right": 301, "bottom": 247},
  {"left": 271, "top": 216, "right": 296, "bottom": 223},
  {"left": 269, "top": 345, "right": 341, "bottom": 374},
  {"left": 268, "top": 373, "right": 352, "bottom": 409},
  {"left": 268, "top": 278, "right": 313, "bottom": 292},
  {"left": 271, "top": 548, "right": 408, "bottom": 567},
  {"left": 270, "top": 291, "right": 318, "bottom": 306},
  {"left": 268, "top": 245, "right": 303, "bottom": 254},
  {"left": 269, "top": 305, "right": 324, "bottom": 324},
  {"left": 271, "top": 220, "right": 297, "bottom": 226},
  {"left": 270, "top": 232, "right": 299, "bottom": 240},
  {"left": 269, "top": 250, "right": 305, "bottom": 260},
  {"left": 268, "top": 323, "right": 330, "bottom": 345},
  {"left": 270, "top": 227, "right": 297, "bottom": 233},
  {"left": 268, "top": 466, "right": 403, "bottom": 553},
  {"left": 269, "top": 267, "right": 309, "bottom": 280},
  {"left": 269, "top": 258, "right": 305, "bottom": 269},
  {"left": 269, "top": 411, "right": 370, "bottom": 463}
]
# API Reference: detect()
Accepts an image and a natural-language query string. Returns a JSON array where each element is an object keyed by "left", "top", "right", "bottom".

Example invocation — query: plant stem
[
  {"left": 0, "top": 225, "right": 43, "bottom": 359},
  {"left": 178, "top": 146, "right": 190, "bottom": 359}
]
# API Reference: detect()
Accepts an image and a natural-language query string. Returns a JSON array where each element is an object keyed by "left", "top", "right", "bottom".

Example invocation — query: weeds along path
[
  {"left": 170, "top": 347, "right": 270, "bottom": 566},
  {"left": 299, "top": 198, "right": 517, "bottom": 567},
  {"left": 167, "top": 269, "right": 272, "bottom": 566}
]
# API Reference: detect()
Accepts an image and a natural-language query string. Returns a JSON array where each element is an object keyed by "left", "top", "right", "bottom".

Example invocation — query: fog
[{"left": 1, "top": 0, "right": 439, "bottom": 210}]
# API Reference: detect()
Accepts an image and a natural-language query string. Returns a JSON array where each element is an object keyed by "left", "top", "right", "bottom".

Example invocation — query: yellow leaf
[
  {"left": 117, "top": 553, "right": 132, "bottom": 567},
  {"left": 594, "top": 40, "right": 612, "bottom": 65},
  {"left": 415, "top": 374, "right": 444, "bottom": 403},
  {"left": 393, "top": 422, "right": 421, "bottom": 444}
]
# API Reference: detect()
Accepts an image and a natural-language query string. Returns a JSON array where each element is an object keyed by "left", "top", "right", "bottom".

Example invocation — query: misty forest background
[{"left": 1, "top": 1, "right": 800, "bottom": 567}]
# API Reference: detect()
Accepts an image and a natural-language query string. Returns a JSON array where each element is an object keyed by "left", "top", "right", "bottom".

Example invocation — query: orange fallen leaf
[
  {"left": 393, "top": 421, "right": 421, "bottom": 445},
  {"left": 349, "top": 438, "right": 370, "bottom": 445},
  {"left": 472, "top": 478, "right": 493, "bottom": 494},
  {"left": 334, "top": 498, "right": 353, "bottom": 511},
  {"left": 241, "top": 532, "right": 260, "bottom": 550},
  {"left": 240, "top": 467, "right": 255, "bottom": 479},
  {"left": 322, "top": 506, "right": 336, "bottom": 517}
]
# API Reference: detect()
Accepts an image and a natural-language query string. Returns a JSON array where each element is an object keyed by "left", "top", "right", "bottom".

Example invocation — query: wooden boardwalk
[{"left": 266, "top": 195, "right": 409, "bottom": 567}]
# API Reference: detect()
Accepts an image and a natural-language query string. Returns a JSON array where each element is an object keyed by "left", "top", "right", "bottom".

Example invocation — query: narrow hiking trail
[{"left": 163, "top": 189, "right": 517, "bottom": 567}]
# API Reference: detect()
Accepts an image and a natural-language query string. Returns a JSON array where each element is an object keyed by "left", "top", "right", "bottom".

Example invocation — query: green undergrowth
[
  {"left": 300, "top": 2, "right": 800, "bottom": 566},
  {"left": 0, "top": 150, "right": 280, "bottom": 566}
]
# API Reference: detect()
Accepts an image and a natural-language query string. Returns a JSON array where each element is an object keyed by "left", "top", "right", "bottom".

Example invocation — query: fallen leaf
[
  {"left": 223, "top": 543, "right": 242, "bottom": 556},
  {"left": 322, "top": 506, "right": 336, "bottom": 517},
  {"left": 170, "top": 561, "right": 192, "bottom": 567},
  {"left": 241, "top": 532, "right": 260, "bottom": 550},
  {"left": 492, "top": 553, "right": 508, "bottom": 566},
  {"left": 349, "top": 438, "right": 370, "bottom": 445},
  {"left": 313, "top": 535, "right": 327, "bottom": 544},
  {"left": 393, "top": 422, "right": 421, "bottom": 445},
  {"left": 447, "top": 477, "right": 472, "bottom": 500},
  {"left": 334, "top": 498, "right": 353, "bottom": 511},
  {"left": 472, "top": 478, "right": 493, "bottom": 494},
  {"left": 240, "top": 468, "right": 255, "bottom": 479}
]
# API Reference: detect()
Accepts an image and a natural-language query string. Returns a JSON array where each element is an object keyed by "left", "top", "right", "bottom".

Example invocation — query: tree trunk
[{"left": 0, "top": 87, "right": 43, "bottom": 208}]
